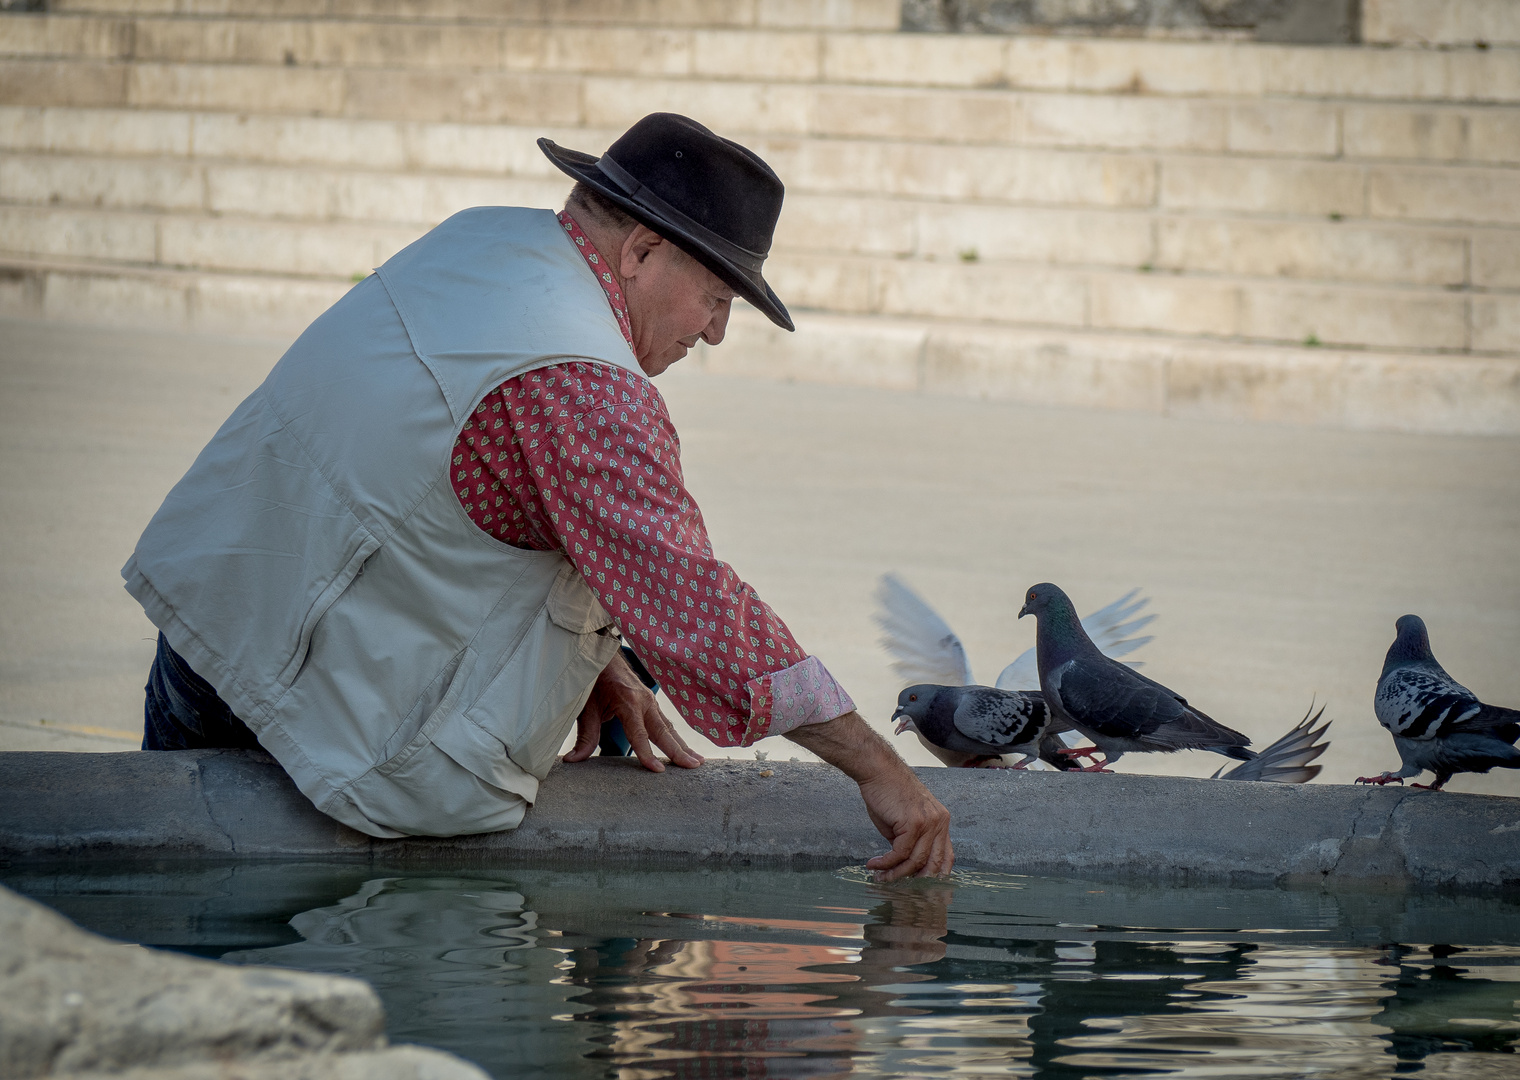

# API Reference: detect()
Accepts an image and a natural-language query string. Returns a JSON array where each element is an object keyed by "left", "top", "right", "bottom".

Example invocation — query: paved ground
[{"left": 3, "top": 317, "right": 1518, "bottom": 792}]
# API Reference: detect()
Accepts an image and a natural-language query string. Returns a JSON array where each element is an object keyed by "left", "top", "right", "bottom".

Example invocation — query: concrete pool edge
[{"left": 2, "top": 750, "right": 1517, "bottom": 891}]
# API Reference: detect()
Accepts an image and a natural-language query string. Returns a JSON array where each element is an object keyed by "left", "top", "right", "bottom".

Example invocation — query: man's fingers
[
  {"left": 872, "top": 835, "right": 929, "bottom": 883},
  {"left": 864, "top": 814, "right": 954, "bottom": 882},
  {"left": 650, "top": 711, "right": 704, "bottom": 769},
  {"left": 562, "top": 701, "right": 603, "bottom": 763},
  {"left": 925, "top": 832, "right": 955, "bottom": 879},
  {"left": 621, "top": 708, "right": 666, "bottom": 773},
  {"left": 864, "top": 829, "right": 916, "bottom": 874}
]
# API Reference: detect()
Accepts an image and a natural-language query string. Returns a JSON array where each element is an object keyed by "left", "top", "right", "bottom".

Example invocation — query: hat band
[{"left": 595, "top": 155, "right": 768, "bottom": 276}]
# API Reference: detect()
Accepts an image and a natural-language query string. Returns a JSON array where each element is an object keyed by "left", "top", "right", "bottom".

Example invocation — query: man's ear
[{"left": 618, "top": 226, "right": 664, "bottom": 281}]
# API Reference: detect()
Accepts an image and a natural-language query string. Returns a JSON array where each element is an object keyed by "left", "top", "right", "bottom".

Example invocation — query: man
[{"left": 126, "top": 113, "right": 952, "bottom": 881}]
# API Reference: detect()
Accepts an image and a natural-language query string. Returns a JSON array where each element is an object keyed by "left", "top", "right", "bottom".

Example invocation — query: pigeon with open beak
[{"left": 892, "top": 683, "right": 1055, "bottom": 769}]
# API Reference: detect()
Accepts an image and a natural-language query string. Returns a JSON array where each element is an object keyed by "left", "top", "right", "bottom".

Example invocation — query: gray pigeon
[
  {"left": 1214, "top": 704, "right": 1331, "bottom": 783},
  {"left": 1357, "top": 614, "right": 1520, "bottom": 791},
  {"left": 873, "top": 573, "right": 1154, "bottom": 769},
  {"left": 892, "top": 683, "right": 1054, "bottom": 769},
  {"left": 1018, "top": 582, "right": 1256, "bottom": 770}
]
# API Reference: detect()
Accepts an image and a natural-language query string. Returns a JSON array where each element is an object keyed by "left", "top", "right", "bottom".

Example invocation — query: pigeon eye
[{"left": 908, "top": 694, "right": 917, "bottom": 702}]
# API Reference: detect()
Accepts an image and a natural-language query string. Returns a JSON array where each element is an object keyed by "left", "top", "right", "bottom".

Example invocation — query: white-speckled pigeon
[
  {"left": 1019, "top": 582, "right": 1255, "bottom": 771},
  {"left": 892, "top": 683, "right": 1053, "bottom": 769},
  {"left": 1214, "top": 704, "right": 1331, "bottom": 783},
  {"left": 873, "top": 573, "right": 1155, "bottom": 768},
  {"left": 1356, "top": 614, "right": 1520, "bottom": 791}
]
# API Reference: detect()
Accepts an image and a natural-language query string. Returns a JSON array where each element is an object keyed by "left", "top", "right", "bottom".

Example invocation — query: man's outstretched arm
[{"left": 785, "top": 711, "right": 954, "bottom": 882}]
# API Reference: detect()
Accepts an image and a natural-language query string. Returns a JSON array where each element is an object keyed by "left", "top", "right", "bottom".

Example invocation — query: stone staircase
[{"left": 1, "top": 0, "right": 1517, "bottom": 432}]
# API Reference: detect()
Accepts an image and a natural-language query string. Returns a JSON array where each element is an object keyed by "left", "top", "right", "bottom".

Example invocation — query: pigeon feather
[
  {"left": 873, "top": 573, "right": 974, "bottom": 688},
  {"left": 1215, "top": 704, "right": 1331, "bottom": 783}
]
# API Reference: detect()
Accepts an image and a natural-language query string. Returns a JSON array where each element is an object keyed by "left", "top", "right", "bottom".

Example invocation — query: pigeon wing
[
  {"left": 1375, "top": 668, "right": 1480, "bottom": 739},
  {"left": 1049, "top": 656, "right": 1184, "bottom": 739},
  {"left": 995, "top": 589, "right": 1156, "bottom": 691},
  {"left": 1446, "top": 701, "right": 1520, "bottom": 744},
  {"left": 1077, "top": 588, "right": 1157, "bottom": 662},
  {"left": 874, "top": 573, "right": 975, "bottom": 687},
  {"left": 951, "top": 688, "right": 1046, "bottom": 751}
]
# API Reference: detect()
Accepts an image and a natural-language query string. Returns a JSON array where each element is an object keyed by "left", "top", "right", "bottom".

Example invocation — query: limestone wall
[{"left": 1, "top": 0, "right": 1517, "bottom": 432}]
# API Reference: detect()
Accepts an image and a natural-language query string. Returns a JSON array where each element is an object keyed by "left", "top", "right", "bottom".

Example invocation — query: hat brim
[{"left": 539, "top": 138, "right": 794, "bottom": 333}]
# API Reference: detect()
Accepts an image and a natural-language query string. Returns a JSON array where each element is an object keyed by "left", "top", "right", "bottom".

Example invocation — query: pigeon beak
[
  {"left": 892, "top": 713, "right": 911, "bottom": 735},
  {"left": 1017, "top": 603, "right": 1030, "bottom": 619}
]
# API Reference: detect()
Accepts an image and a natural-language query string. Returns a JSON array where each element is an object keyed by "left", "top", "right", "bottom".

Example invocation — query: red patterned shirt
[{"left": 449, "top": 211, "right": 853, "bottom": 746}]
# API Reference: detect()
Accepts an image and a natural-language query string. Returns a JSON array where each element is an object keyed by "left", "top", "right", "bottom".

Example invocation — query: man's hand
[
  {"left": 563, "top": 650, "right": 703, "bottom": 773},
  {"left": 785, "top": 711, "right": 953, "bottom": 882}
]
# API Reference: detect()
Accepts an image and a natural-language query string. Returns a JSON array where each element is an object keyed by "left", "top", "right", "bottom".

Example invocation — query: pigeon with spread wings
[{"left": 873, "top": 573, "right": 1155, "bottom": 768}]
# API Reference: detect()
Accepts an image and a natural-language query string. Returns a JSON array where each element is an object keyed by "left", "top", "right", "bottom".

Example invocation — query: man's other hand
[
  {"left": 563, "top": 651, "right": 704, "bottom": 773},
  {"left": 785, "top": 711, "right": 954, "bottom": 882}
]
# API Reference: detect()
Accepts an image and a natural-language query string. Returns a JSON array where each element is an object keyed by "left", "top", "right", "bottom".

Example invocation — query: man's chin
[{"left": 640, "top": 345, "right": 688, "bottom": 377}]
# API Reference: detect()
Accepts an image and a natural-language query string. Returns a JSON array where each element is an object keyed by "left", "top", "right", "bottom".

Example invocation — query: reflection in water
[{"left": 7, "top": 864, "right": 1520, "bottom": 1079}]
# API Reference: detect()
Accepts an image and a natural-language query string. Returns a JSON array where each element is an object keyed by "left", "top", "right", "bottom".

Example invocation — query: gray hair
[{"left": 565, "top": 181, "right": 639, "bottom": 235}]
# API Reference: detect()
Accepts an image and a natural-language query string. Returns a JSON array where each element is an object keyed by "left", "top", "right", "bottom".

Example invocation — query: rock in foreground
[{"left": 0, "top": 885, "right": 487, "bottom": 1080}]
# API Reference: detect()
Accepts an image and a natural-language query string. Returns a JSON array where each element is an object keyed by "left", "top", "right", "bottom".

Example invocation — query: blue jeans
[{"left": 142, "top": 633, "right": 261, "bottom": 751}]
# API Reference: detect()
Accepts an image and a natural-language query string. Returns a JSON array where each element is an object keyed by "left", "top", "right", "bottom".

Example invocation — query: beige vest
[{"left": 123, "top": 208, "right": 640, "bottom": 838}]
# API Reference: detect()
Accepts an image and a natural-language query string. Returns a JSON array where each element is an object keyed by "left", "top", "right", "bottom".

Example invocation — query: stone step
[
  {"left": 0, "top": 254, "right": 350, "bottom": 334},
  {"left": 45, "top": 0, "right": 903, "bottom": 32},
  {"left": 9, "top": 149, "right": 1505, "bottom": 289},
  {"left": 4, "top": 257, "right": 1514, "bottom": 433},
  {"left": 3, "top": 13, "right": 1517, "bottom": 102},
  {"left": 6, "top": 56, "right": 1520, "bottom": 167},
  {"left": 697, "top": 306, "right": 1520, "bottom": 436},
  {"left": 1364, "top": 0, "right": 1520, "bottom": 47},
  {"left": 0, "top": 206, "right": 1506, "bottom": 354},
  {"left": 8, "top": 105, "right": 1515, "bottom": 224}
]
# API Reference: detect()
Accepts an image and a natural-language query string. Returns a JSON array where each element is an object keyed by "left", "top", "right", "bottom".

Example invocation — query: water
[{"left": 8, "top": 862, "right": 1520, "bottom": 1078}]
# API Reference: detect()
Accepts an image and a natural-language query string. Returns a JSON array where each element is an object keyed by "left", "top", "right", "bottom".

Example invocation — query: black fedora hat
[{"left": 539, "top": 113, "right": 793, "bottom": 332}]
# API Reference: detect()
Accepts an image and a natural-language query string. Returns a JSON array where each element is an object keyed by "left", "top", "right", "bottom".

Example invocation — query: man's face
[{"left": 618, "top": 229, "right": 736, "bottom": 377}]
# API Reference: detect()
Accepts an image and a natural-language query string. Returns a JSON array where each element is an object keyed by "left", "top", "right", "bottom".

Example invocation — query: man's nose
[{"left": 700, "top": 300, "right": 731, "bottom": 347}]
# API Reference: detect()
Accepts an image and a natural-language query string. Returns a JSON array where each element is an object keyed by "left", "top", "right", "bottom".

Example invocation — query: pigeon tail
[
  {"left": 1215, "top": 704, "right": 1331, "bottom": 783},
  {"left": 1470, "top": 702, "right": 1520, "bottom": 744}
]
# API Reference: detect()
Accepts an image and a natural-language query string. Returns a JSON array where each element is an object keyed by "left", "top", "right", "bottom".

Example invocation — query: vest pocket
[
  {"left": 380, "top": 645, "right": 470, "bottom": 762},
  {"left": 457, "top": 608, "right": 619, "bottom": 783},
  {"left": 546, "top": 563, "right": 614, "bottom": 634},
  {"left": 276, "top": 531, "right": 382, "bottom": 690},
  {"left": 375, "top": 646, "right": 476, "bottom": 779}
]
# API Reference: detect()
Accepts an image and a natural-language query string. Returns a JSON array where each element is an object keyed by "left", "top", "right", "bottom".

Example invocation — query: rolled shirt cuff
[{"left": 749, "top": 655, "right": 856, "bottom": 739}]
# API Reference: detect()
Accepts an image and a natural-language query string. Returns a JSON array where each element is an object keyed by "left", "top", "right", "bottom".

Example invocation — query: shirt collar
[{"left": 557, "top": 210, "right": 634, "bottom": 352}]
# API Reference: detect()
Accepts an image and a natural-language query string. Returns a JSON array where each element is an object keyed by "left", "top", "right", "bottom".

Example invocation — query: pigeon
[
  {"left": 874, "top": 573, "right": 1155, "bottom": 768},
  {"left": 892, "top": 684, "right": 1053, "bottom": 770},
  {"left": 1213, "top": 704, "right": 1331, "bottom": 783},
  {"left": 1018, "top": 582, "right": 1255, "bottom": 771},
  {"left": 1356, "top": 614, "right": 1520, "bottom": 791}
]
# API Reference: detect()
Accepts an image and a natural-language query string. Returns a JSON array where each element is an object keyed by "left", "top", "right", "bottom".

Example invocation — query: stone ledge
[{"left": 2, "top": 749, "right": 1518, "bottom": 891}]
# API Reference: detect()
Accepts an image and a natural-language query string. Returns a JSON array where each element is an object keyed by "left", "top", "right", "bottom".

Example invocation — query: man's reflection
[{"left": 560, "top": 883, "right": 956, "bottom": 1079}]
